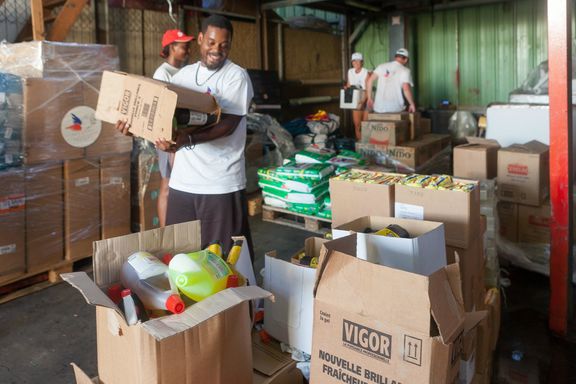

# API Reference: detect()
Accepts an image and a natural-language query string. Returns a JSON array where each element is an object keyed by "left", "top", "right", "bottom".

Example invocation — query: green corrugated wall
[{"left": 355, "top": 0, "right": 551, "bottom": 108}]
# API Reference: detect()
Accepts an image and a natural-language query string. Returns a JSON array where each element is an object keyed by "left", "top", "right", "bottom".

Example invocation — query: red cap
[
  {"left": 162, "top": 29, "right": 194, "bottom": 49},
  {"left": 121, "top": 288, "right": 132, "bottom": 298},
  {"left": 226, "top": 274, "right": 239, "bottom": 288},
  {"left": 107, "top": 284, "right": 123, "bottom": 304},
  {"left": 162, "top": 253, "right": 174, "bottom": 265},
  {"left": 166, "top": 294, "right": 185, "bottom": 314}
]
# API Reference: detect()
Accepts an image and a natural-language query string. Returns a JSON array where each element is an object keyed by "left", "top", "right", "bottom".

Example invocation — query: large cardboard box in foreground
[
  {"left": 497, "top": 140, "right": 549, "bottom": 206},
  {"left": 329, "top": 170, "right": 397, "bottom": 227},
  {"left": 453, "top": 137, "right": 500, "bottom": 180},
  {"left": 394, "top": 179, "right": 480, "bottom": 248},
  {"left": 64, "top": 221, "right": 270, "bottom": 384},
  {"left": 310, "top": 232, "right": 465, "bottom": 384},
  {"left": 263, "top": 237, "right": 327, "bottom": 355},
  {"left": 96, "top": 71, "right": 220, "bottom": 143}
]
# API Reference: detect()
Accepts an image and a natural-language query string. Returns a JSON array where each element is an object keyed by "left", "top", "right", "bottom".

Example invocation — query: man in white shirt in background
[
  {"left": 154, "top": 15, "right": 254, "bottom": 256},
  {"left": 153, "top": 29, "right": 194, "bottom": 227},
  {"left": 346, "top": 52, "right": 371, "bottom": 140},
  {"left": 366, "top": 48, "right": 416, "bottom": 114}
]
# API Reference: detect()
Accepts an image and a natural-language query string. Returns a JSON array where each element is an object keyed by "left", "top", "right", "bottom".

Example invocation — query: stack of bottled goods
[
  {"left": 107, "top": 240, "right": 245, "bottom": 325},
  {"left": 257, "top": 146, "right": 365, "bottom": 220}
]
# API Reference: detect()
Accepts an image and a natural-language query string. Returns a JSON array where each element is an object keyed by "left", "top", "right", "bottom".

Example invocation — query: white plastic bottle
[
  {"left": 121, "top": 251, "right": 185, "bottom": 315},
  {"left": 121, "top": 288, "right": 139, "bottom": 325}
]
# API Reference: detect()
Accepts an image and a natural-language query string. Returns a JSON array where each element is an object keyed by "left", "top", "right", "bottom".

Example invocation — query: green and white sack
[
  {"left": 257, "top": 167, "right": 328, "bottom": 193},
  {"left": 275, "top": 161, "right": 334, "bottom": 180}
]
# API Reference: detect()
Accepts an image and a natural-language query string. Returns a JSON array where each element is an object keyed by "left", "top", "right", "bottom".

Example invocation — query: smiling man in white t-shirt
[{"left": 117, "top": 15, "right": 254, "bottom": 256}]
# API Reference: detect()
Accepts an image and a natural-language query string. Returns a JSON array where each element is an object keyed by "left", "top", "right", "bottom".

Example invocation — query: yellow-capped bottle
[
  {"left": 226, "top": 239, "right": 243, "bottom": 266},
  {"left": 207, "top": 241, "right": 223, "bottom": 258},
  {"left": 226, "top": 240, "right": 247, "bottom": 286},
  {"left": 168, "top": 249, "right": 233, "bottom": 302}
]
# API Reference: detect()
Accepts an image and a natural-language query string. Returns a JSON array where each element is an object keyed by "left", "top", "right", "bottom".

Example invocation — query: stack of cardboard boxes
[
  {"left": 453, "top": 137, "right": 501, "bottom": 288},
  {"left": 497, "top": 141, "right": 550, "bottom": 266},
  {"left": 0, "top": 41, "right": 132, "bottom": 285},
  {"left": 263, "top": 214, "right": 499, "bottom": 384},
  {"left": 355, "top": 112, "right": 450, "bottom": 173}
]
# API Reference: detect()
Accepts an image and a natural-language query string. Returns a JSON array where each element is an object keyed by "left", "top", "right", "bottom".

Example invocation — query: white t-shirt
[
  {"left": 169, "top": 59, "right": 254, "bottom": 194},
  {"left": 347, "top": 67, "right": 369, "bottom": 89},
  {"left": 373, "top": 61, "right": 413, "bottom": 113},
  {"left": 152, "top": 62, "right": 180, "bottom": 82}
]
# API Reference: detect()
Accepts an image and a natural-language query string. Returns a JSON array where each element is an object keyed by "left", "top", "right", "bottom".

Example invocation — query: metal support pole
[{"left": 547, "top": 0, "right": 573, "bottom": 336}]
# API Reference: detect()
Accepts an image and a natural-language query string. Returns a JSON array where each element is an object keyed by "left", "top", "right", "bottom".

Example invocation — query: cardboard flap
[
  {"left": 93, "top": 221, "right": 201, "bottom": 287},
  {"left": 61, "top": 272, "right": 124, "bottom": 319},
  {"left": 464, "top": 137, "right": 500, "bottom": 148},
  {"left": 445, "top": 262, "right": 464, "bottom": 307},
  {"left": 314, "top": 234, "right": 357, "bottom": 296},
  {"left": 252, "top": 334, "right": 294, "bottom": 377},
  {"left": 71, "top": 363, "right": 98, "bottom": 384},
  {"left": 142, "top": 285, "right": 272, "bottom": 340},
  {"left": 428, "top": 269, "right": 465, "bottom": 343},
  {"left": 464, "top": 310, "right": 488, "bottom": 333},
  {"left": 506, "top": 140, "right": 549, "bottom": 154},
  {"left": 315, "top": 239, "right": 433, "bottom": 334}
]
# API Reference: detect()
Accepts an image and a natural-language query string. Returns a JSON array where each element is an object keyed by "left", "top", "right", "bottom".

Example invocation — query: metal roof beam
[{"left": 261, "top": 0, "right": 326, "bottom": 10}]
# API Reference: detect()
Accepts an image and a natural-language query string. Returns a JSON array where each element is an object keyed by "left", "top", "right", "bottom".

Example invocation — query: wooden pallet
[
  {"left": 262, "top": 205, "right": 331, "bottom": 234},
  {"left": 0, "top": 257, "right": 92, "bottom": 305}
]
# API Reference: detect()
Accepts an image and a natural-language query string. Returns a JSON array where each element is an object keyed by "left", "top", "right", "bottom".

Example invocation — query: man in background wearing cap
[
  {"left": 366, "top": 48, "right": 416, "bottom": 114},
  {"left": 346, "top": 52, "right": 371, "bottom": 140},
  {"left": 153, "top": 29, "right": 194, "bottom": 227}
]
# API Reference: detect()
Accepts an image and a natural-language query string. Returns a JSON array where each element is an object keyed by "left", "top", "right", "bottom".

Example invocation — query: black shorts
[{"left": 166, "top": 188, "right": 254, "bottom": 259}]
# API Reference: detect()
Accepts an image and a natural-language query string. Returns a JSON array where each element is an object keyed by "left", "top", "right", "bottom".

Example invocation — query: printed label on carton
[
  {"left": 342, "top": 319, "right": 392, "bottom": 362},
  {"left": 394, "top": 202, "right": 424, "bottom": 220},
  {"left": 75, "top": 177, "right": 90, "bottom": 187},
  {"left": 0, "top": 244, "right": 16, "bottom": 255},
  {"left": 60, "top": 106, "right": 102, "bottom": 148}
]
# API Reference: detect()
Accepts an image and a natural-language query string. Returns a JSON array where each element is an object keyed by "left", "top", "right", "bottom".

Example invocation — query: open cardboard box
[
  {"left": 64, "top": 220, "right": 271, "bottom": 384},
  {"left": 95, "top": 71, "right": 221, "bottom": 143},
  {"left": 263, "top": 237, "right": 327, "bottom": 355},
  {"left": 310, "top": 231, "right": 472, "bottom": 384},
  {"left": 332, "top": 216, "right": 447, "bottom": 276}
]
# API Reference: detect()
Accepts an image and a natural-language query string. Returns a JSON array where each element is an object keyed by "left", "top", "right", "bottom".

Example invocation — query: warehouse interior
[{"left": 0, "top": 0, "right": 575, "bottom": 383}]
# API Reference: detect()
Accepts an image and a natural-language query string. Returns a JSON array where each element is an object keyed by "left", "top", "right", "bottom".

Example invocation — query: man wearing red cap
[{"left": 153, "top": 29, "right": 194, "bottom": 227}]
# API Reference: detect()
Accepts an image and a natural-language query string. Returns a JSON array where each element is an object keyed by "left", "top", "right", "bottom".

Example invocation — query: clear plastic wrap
[
  {"left": 0, "top": 41, "right": 132, "bottom": 284},
  {"left": 246, "top": 113, "right": 293, "bottom": 194},
  {"left": 356, "top": 140, "right": 452, "bottom": 175}
]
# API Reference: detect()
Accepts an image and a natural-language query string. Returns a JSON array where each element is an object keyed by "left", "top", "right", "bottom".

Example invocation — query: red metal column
[{"left": 547, "top": 0, "right": 573, "bottom": 336}]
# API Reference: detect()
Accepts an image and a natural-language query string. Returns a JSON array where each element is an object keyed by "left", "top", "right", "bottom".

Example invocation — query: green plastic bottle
[{"left": 168, "top": 249, "right": 233, "bottom": 302}]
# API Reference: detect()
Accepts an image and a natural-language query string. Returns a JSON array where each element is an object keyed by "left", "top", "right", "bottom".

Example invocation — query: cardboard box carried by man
[{"left": 95, "top": 71, "right": 221, "bottom": 143}]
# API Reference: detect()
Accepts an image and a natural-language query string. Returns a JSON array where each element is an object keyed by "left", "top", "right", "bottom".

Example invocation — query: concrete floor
[{"left": 0, "top": 216, "right": 574, "bottom": 383}]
